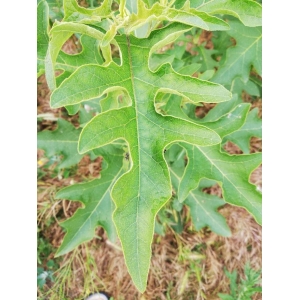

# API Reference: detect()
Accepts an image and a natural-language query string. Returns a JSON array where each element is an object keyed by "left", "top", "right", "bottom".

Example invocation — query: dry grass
[{"left": 37, "top": 192, "right": 262, "bottom": 299}]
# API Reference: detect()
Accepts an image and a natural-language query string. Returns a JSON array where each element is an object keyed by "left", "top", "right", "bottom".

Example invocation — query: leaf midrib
[
  {"left": 125, "top": 34, "right": 143, "bottom": 288},
  {"left": 222, "top": 34, "right": 261, "bottom": 72}
]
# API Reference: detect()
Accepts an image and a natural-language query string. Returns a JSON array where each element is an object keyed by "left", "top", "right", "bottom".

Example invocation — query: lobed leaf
[
  {"left": 224, "top": 107, "right": 262, "bottom": 154},
  {"left": 56, "top": 35, "right": 104, "bottom": 73},
  {"left": 212, "top": 20, "right": 262, "bottom": 85},
  {"left": 49, "top": 23, "right": 231, "bottom": 292},
  {"left": 179, "top": 143, "right": 262, "bottom": 224},
  {"left": 162, "top": 100, "right": 262, "bottom": 224},
  {"left": 185, "top": 189, "right": 231, "bottom": 236},
  {"left": 45, "top": 22, "right": 109, "bottom": 91},
  {"left": 55, "top": 145, "right": 123, "bottom": 256},
  {"left": 167, "top": 146, "right": 231, "bottom": 237},
  {"left": 175, "top": 102, "right": 262, "bottom": 224}
]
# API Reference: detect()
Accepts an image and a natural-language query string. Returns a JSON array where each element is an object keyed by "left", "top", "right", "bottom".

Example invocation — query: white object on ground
[{"left": 85, "top": 292, "right": 109, "bottom": 300}]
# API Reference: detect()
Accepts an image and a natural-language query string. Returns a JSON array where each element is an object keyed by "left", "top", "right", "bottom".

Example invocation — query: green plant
[
  {"left": 37, "top": 0, "right": 262, "bottom": 293},
  {"left": 37, "top": 230, "right": 60, "bottom": 289},
  {"left": 218, "top": 262, "right": 262, "bottom": 300}
]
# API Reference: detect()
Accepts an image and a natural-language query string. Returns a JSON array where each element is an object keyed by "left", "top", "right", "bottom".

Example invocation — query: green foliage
[
  {"left": 212, "top": 19, "right": 262, "bottom": 85},
  {"left": 37, "top": 0, "right": 262, "bottom": 293},
  {"left": 224, "top": 107, "right": 262, "bottom": 154},
  {"left": 218, "top": 262, "right": 262, "bottom": 300},
  {"left": 37, "top": 229, "right": 60, "bottom": 289},
  {"left": 167, "top": 145, "right": 231, "bottom": 236},
  {"left": 55, "top": 145, "right": 122, "bottom": 256},
  {"left": 37, "top": 118, "right": 85, "bottom": 169},
  {"left": 37, "top": 0, "right": 50, "bottom": 76}
]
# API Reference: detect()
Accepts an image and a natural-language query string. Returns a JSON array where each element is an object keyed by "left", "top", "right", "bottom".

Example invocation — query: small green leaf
[
  {"left": 37, "top": 118, "right": 84, "bottom": 169},
  {"left": 176, "top": 173, "right": 231, "bottom": 236},
  {"left": 224, "top": 108, "right": 262, "bottom": 154},
  {"left": 197, "top": 47, "right": 219, "bottom": 73},
  {"left": 212, "top": 20, "right": 262, "bottom": 85}
]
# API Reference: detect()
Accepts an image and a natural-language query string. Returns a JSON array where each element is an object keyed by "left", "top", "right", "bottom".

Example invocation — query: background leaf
[
  {"left": 212, "top": 20, "right": 262, "bottom": 85},
  {"left": 37, "top": 118, "right": 84, "bottom": 169},
  {"left": 55, "top": 145, "right": 123, "bottom": 256},
  {"left": 224, "top": 107, "right": 262, "bottom": 154}
]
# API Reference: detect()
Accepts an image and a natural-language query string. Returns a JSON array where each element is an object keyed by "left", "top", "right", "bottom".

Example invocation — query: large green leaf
[
  {"left": 37, "top": 118, "right": 84, "bottom": 169},
  {"left": 212, "top": 20, "right": 262, "bottom": 85},
  {"left": 197, "top": 0, "right": 262, "bottom": 27},
  {"left": 55, "top": 145, "right": 123, "bottom": 256},
  {"left": 49, "top": 23, "right": 231, "bottom": 292}
]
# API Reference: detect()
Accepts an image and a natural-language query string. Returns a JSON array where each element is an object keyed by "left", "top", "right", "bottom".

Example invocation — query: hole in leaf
[
  {"left": 77, "top": 0, "right": 89, "bottom": 8},
  {"left": 250, "top": 164, "right": 262, "bottom": 192},
  {"left": 111, "top": 1, "right": 119, "bottom": 11},
  {"left": 250, "top": 137, "right": 262, "bottom": 153},
  {"left": 61, "top": 35, "right": 81, "bottom": 55},
  {"left": 111, "top": 44, "right": 120, "bottom": 64},
  {"left": 195, "top": 103, "right": 217, "bottom": 119},
  {"left": 201, "top": 182, "right": 223, "bottom": 198},
  {"left": 222, "top": 141, "right": 244, "bottom": 155}
]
